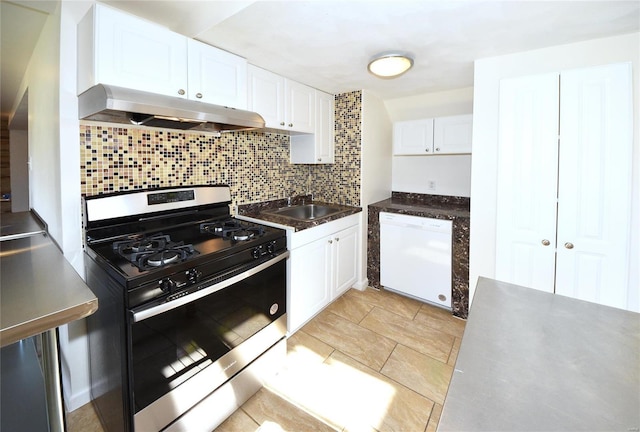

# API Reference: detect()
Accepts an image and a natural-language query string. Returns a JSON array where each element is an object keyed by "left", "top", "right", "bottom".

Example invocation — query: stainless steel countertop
[
  {"left": 0, "top": 211, "right": 46, "bottom": 240},
  {"left": 438, "top": 277, "right": 640, "bottom": 432},
  {"left": 0, "top": 231, "right": 98, "bottom": 347}
]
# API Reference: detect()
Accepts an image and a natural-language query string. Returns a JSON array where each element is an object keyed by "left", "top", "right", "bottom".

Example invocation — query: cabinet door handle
[
  {"left": 425, "top": 148, "right": 430, "bottom": 153},
  {"left": 317, "top": 158, "right": 322, "bottom": 162},
  {"left": 541, "top": 239, "right": 551, "bottom": 246},
  {"left": 280, "top": 122, "right": 285, "bottom": 126},
  {"left": 288, "top": 123, "right": 293, "bottom": 127},
  {"left": 178, "top": 89, "right": 186, "bottom": 95},
  {"left": 435, "top": 147, "right": 441, "bottom": 152},
  {"left": 335, "top": 237, "right": 339, "bottom": 242},
  {"left": 564, "top": 242, "right": 574, "bottom": 249},
  {"left": 196, "top": 92, "right": 203, "bottom": 99},
  {"left": 328, "top": 240, "right": 333, "bottom": 244}
]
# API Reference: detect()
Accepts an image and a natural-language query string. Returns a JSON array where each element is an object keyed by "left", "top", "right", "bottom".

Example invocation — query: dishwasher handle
[{"left": 379, "top": 212, "right": 452, "bottom": 233}]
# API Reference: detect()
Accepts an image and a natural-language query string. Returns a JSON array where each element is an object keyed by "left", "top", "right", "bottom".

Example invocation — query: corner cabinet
[
  {"left": 495, "top": 63, "right": 633, "bottom": 310},
  {"left": 288, "top": 214, "right": 360, "bottom": 334},
  {"left": 247, "top": 65, "right": 315, "bottom": 133},
  {"left": 77, "top": 3, "right": 247, "bottom": 109},
  {"left": 393, "top": 114, "right": 472, "bottom": 155},
  {"left": 290, "top": 90, "right": 335, "bottom": 164}
]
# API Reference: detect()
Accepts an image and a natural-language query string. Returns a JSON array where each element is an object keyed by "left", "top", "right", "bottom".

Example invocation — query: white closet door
[
  {"left": 555, "top": 63, "right": 633, "bottom": 308},
  {"left": 495, "top": 73, "right": 559, "bottom": 292}
]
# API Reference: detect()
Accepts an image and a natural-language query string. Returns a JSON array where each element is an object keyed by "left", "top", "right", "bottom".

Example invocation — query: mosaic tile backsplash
[{"left": 80, "top": 91, "right": 362, "bottom": 208}]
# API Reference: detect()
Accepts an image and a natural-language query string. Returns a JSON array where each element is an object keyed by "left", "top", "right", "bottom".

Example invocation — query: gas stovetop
[
  {"left": 83, "top": 186, "right": 287, "bottom": 307},
  {"left": 86, "top": 217, "right": 286, "bottom": 288}
]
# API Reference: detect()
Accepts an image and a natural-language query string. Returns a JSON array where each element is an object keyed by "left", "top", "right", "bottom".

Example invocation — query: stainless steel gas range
[{"left": 83, "top": 185, "right": 288, "bottom": 432}]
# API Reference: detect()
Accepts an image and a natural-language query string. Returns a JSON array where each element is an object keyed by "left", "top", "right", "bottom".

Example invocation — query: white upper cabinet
[
  {"left": 247, "top": 65, "right": 285, "bottom": 127},
  {"left": 314, "top": 90, "right": 335, "bottom": 163},
  {"left": 393, "top": 114, "right": 472, "bottom": 155},
  {"left": 393, "top": 119, "right": 434, "bottom": 155},
  {"left": 77, "top": 3, "right": 248, "bottom": 109},
  {"left": 434, "top": 114, "right": 473, "bottom": 154},
  {"left": 187, "top": 39, "right": 247, "bottom": 109},
  {"left": 285, "top": 79, "right": 315, "bottom": 133},
  {"left": 247, "top": 65, "right": 316, "bottom": 133},
  {"left": 78, "top": 3, "right": 187, "bottom": 97},
  {"left": 290, "top": 90, "right": 334, "bottom": 164}
]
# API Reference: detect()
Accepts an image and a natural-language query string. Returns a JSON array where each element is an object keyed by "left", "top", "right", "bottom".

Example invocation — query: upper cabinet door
[
  {"left": 78, "top": 3, "right": 188, "bottom": 97},
  {"left": 285, "top": 80, "right": 316, "bottom": 134},
  {"left": 247, "top": 65, "right": 285, "bottom": 128},
  {"left": 290, "top": 90, "right": 334, "bottom": 164},
  {"left": 187, "top": 40, "right": 247, "bottom": 109},
  {"left": 433, "top": 114, "right": 473, "bottom": 154},
  {"left": 393, "top": 119, "right": 434, "bottom": 155},
  {"left": 315, "top": 91, "right": 335, "bottom": 163}
]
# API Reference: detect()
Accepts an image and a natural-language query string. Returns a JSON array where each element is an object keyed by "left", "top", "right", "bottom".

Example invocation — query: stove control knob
[
  {"left": 252, "top": 246, "right": 262, "bottom": 259},
  {"left": 186, "top": 269, "right": 202, "bottom": 284},
  {"left": 266, "top": 242, "right": 275, "bottom": 254},
  {"left": 159, "top": 278, "right": 176, "bottom": 293}
]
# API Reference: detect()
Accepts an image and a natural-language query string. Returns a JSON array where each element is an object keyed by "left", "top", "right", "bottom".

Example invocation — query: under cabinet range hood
[{"left": 78, "top": 84, "right": 265, "bottom": 132}]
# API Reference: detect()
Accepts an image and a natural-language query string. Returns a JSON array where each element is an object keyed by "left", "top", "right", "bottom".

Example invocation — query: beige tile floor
[{"left": 67, "top": 287, "right": 465, "bottom": 432}]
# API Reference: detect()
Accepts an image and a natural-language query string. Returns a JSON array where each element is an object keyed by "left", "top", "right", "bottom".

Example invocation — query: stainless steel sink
[{"left": 266, "top": 204, "right": 344, "bottom": 221}]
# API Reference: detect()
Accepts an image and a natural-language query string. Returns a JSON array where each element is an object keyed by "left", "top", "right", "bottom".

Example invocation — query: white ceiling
[{"left": 2, "top": 0, "right": 639, "bottom": 118}]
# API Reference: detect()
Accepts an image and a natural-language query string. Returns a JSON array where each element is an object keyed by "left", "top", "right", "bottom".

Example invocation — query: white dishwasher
[{"left": 380, "top": 212, "right": 452, "bottom": 308}]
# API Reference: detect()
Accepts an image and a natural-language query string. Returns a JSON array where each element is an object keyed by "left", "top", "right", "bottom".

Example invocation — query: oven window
[{"left": 130, "top": 260, "right": 285, "bottom": 412}]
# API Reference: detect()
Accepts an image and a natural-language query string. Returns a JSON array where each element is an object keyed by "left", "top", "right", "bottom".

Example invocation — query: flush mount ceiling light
[{"left": 367, "top": 52, "right": 414, "bottom": 78}]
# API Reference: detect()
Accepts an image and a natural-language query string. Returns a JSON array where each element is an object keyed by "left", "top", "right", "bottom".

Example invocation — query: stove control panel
[
  {"left": 252, "top": 241, "right": 278, "bottom": 259},
  {"left": 158, "top": 268, "right": 202, "bottom": 295}
]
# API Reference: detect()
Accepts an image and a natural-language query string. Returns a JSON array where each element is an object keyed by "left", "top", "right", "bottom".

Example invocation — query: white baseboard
[
  {"left": 64, "top": 382, "right": 92, "bottom": 412},
  {"left": 352, "top": 277, "right": 369, "bottom": 291}
]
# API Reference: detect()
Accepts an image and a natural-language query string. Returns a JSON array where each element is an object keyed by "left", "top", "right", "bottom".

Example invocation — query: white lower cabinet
[{"left": 288, "top": 215, "right": 360, "bottom": 334}]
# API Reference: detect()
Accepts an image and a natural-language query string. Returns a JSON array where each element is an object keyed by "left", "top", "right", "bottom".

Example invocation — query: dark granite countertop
[
  {"left": 369, "top": 192, "right": 470, "bottom": 220},
  {"left": 237, "top": 196, "right": 362, "bottom": 231}
]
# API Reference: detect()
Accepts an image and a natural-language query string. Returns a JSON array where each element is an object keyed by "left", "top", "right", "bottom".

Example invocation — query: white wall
[
  {"left": 360, "top": 90, "right": 393, "bottom": 287},
  {"left": 12, "top": 1, "right": 94, "bottom": 411},
  {"left": 9, "top": 129, "right": 29, "bottom": 212},
  {"left": 384, "top": 87, "right": 473, "bottom": 197},
  {"left": 470, "top": 32, "right": 640, "bottom": 310},
  {"left": 58, "top": 1, "right": 94, "bottom": 411},
  {"left": 15, "top": 4, "right": 62, "bottom": 243}
]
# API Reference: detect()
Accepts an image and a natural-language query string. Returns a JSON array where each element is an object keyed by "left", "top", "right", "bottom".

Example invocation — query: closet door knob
[
  {"left": 541, "top": 239, "right": 550, "bottom": 246},
  {"left": 564, "top": 242, "right": 574, "bottom": 249}
]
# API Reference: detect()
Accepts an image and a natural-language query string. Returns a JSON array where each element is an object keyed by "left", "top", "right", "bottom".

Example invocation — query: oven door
[{"left": 130, "top": 252, "right": 287, "bottom": 431}]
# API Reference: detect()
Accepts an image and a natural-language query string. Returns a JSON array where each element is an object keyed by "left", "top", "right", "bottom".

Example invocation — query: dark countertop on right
[
  {"left": 367, "top": 192, "right": 470, "bottom": 318},
  {"left": 368, "top": 192, "right": 470, "bottom": 219}
]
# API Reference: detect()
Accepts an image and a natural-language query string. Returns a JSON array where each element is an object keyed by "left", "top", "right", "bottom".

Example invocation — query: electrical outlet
[{"left": 428, "top": 180, "right": 436, "bottom": 191}]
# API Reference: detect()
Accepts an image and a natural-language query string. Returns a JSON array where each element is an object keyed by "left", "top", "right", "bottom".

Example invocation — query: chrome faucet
[{"left": 287, "top": 193, "right": 295, "bottom": 206}]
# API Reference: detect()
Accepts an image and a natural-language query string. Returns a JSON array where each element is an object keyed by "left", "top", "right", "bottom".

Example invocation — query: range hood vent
[{"left": 78, "top": 84, "right": 265, "bottom": 132}]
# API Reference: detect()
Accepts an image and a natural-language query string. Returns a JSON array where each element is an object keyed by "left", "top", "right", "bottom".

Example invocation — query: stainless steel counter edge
[
  {"left": 438, "top": 277, "right": 640, "bottom": 431},
  {"left": 0, "top": 233, "right": 98, "bottom": 348}
]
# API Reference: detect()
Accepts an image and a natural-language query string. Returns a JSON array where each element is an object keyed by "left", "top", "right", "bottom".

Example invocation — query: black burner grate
[{"left": 113, "top": 234, "right": 197, "bottom": 270}]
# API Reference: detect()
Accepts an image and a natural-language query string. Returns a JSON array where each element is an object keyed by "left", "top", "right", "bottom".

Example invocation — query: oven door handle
[{"left": 131, "top": 251, "right": 289, "bottom": 323}]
